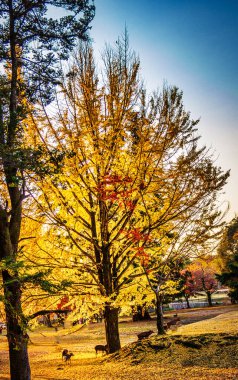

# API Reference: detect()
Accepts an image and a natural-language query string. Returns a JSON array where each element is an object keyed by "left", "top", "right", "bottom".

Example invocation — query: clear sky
[{"left": 89, "top": 0, "right": 238, "bottom": 220}]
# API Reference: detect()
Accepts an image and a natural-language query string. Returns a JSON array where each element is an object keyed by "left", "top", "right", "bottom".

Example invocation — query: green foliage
[
  {"left": 0, "top": 256, "right": 24, "bottom": 271},
  {"left": 0, "top": 257, "right": 72, "bottom": 295},
  {"left": 0, "top": 0, "right": 95, "bottom": 104},
  {"left": 217, "top": 217, "right": 238, "bottom": 301}
]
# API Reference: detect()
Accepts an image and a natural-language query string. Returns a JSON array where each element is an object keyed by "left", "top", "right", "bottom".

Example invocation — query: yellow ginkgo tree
[{"left": 29, "top": 34, "right": 229, "bottom": 352}]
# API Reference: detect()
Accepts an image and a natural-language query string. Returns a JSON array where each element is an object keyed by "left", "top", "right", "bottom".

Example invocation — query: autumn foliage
[{"left": 19, "top": 35, "right": 229, "bottom": 350}]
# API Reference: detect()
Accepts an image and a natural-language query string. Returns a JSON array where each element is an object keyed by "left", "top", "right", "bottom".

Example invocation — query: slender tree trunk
[
  {"left": 155, "top": 292, "right": 166, "bottom": 335},
  {"left": 45, "top": 314, "right": 52, "bottom": 327},
  {"left": 206, "top": 291, "right": 213, "bottom": 307},
  {"left": 185, "top": 295, "right": 190, "bottom": 308},
  {"left": 104, "top": 304, "right": 121, "bottom": 353},
  {"left": 100, "top": 216, "right": 121, "bottom": 353}
]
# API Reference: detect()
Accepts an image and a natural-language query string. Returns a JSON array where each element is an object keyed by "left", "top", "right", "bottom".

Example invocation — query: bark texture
[
  {"left": 156, "top": 293, "right": 166, "bottom": 335},
  {"left": 104, "top": 305, "right": 121, "bottom": 353}
]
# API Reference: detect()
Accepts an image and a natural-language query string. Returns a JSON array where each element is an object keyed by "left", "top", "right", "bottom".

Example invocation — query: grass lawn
[{"left": 0, "top": 304, "right": 238, "bottom": 380}]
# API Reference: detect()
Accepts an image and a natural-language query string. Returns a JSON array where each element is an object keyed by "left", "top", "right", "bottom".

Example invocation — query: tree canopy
[
  {"left": 25, "top": 35, "right": 229, "bottom": 350},
  {"left": 0, "top": 0, "right": 95, "bottom": 104}
]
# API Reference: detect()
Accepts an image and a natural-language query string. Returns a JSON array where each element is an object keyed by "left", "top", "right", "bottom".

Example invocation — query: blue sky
[{"left": 89, "top": 0, "right": 238, "bottom": 220}]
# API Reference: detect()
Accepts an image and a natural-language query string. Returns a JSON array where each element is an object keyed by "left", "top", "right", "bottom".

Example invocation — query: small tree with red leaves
[
  {"left": 179, "top": 270, "right": 196, "bottom": 308},
  {"left": 186, "top": 257, "right": 220, "bottom": 307}
]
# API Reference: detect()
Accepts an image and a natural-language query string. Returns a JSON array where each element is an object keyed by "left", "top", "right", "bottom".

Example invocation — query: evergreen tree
[
  {"left": 217, "top": 217, "right": 238, "bottom": 302},
  {"left": 0, "top": 2, "right": 94, "bottom": 379}
]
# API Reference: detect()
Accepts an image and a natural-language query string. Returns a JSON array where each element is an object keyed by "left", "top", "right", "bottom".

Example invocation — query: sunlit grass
[
  {"left": 0, "top": 305, "right": 238, "bottom": 379},
  {"left": 174, "top": 310, "right": 238, "bottom": 335}
]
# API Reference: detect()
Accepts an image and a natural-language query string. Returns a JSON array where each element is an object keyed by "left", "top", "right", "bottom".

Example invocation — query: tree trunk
[
  {"left": 206, "top": 291, "right": 213, "bottom": 307},
  {"left": 185, "top": 295, "right": 190, "bottom": 308},
  {"left": 7, "top": 323, "right": 30, "bottom": 380},
  {"left": 104, "top": 305, "right": 121, "bottom": 353},
  {"left": 2, "top": 270, "right": 31, "bottom": 380},
  {"left": 155, "top": 292, "right": 166, "bottom": 335},
  {"left": 132, "top": 305, "right": 151, "bottom": 321},
  {"left": 8, "top": 342, "right": 30, "bottom": 380},
  {"left": 45, "top": 314, "right": 52, "bottom": 327},
  {"left": 0, "top": 208, "right": 31, "bottom": 380}
]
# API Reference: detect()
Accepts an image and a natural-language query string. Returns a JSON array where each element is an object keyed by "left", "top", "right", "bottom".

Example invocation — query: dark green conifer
[{"left": 0, "top": 2, "right": 94, "bottom": 379}]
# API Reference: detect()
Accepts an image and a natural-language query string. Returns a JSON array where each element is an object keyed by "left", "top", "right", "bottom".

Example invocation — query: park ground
[{"left": 0, "top": 304, "right": 238, "bottom": 380}]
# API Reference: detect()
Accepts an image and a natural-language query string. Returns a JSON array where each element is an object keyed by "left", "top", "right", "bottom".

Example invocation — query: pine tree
[{"left": 0, "top": 2, "right": 94, "bottom": 379}]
